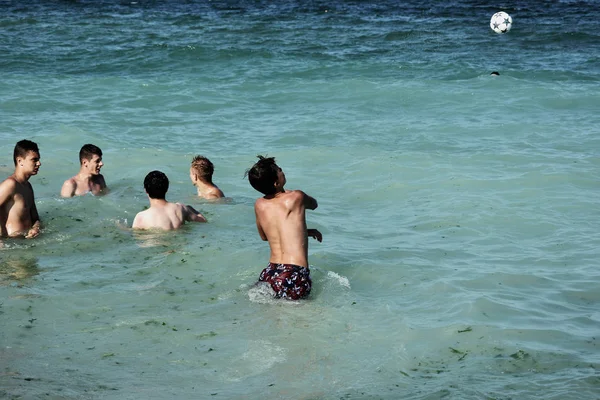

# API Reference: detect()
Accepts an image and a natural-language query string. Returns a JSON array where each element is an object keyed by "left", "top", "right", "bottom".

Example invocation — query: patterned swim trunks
[{"left": 258, "top": 263, "right": 312, "bottom": 300}]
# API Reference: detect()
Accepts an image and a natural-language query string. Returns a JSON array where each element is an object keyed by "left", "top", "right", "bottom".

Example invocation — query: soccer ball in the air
[{"left": 490, "top": 11, "right": 512, "bottom": 34}]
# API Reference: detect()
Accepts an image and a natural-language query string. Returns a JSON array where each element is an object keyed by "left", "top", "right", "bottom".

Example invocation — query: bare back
[
  {"left": 193, "top": 179, "right": 225, "bottom": 200},
  {"left": 132, "top": 201, "right": 206, "bottom": 230},
  {"left": 254, "top": 190, "right": 311, "bottom": 267},
  {"left": 0, "top": 177, "right": 38, "bottom": 237},
  {"left": 198, "top": 185, "right": 225, "bottom": 200}
]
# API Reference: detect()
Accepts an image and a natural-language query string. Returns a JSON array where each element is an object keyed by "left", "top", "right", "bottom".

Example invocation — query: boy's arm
[
  {"left": 98, "top": 175, "right": 109, "bottom": 194},
  {"left": 132, "top": 213, "right": 144, "bottom": 229},
  {"left": 26, "top": 193, "right": 41, "bottom": 239},
  {"left": 0, "top": 179, "right": 16, "bottom": 208},
  {"left": 60, "top": 179, "right": 75, "bottom": 198},
  {"left": 184, "top": 205, "right": 207, "bottom": 223},
  {"left": 307, "top": 228, "right": 322, "bottom": 242},
  {"left": 301, "top": 191, "right": 318, "bottom": 210},
  {"left": 254, "top": 205, "right": 267, "bottom": 241},
  {"left": 256, "top": 220, "right": 267, "bottom": 241},
  {"left": 25, "top": 220, "right": 40, "bottom": 238}
]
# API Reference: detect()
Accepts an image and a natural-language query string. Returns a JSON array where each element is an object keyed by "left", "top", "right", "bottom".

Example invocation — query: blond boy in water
[{"left": 190, "top": 155, "right": 224, "bottom": 200}]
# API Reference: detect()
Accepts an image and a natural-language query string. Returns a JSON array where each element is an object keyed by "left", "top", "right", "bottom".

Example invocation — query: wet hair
[
  {"left": 191, "top": 155, "right": 214, "bottom": 182},
  {"left": 490, "top": 71, "right": 500, "bottom": 76},
  {"left": 144, "top": 170, "right": 169, "bottom": 200},
  {"left": 13, "top": 139, "right": 39, "bottom": 166},
  {"left": 246, "top": 155, "right": 279, "bottom": 195},
  {"left": 79, "top": 144, "right": 102, "bottom": 164}
]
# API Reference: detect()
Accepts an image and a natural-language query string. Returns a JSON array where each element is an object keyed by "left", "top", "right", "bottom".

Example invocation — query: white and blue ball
[{"left": 490, "top": 11, "right": 512, "bottom": 34}]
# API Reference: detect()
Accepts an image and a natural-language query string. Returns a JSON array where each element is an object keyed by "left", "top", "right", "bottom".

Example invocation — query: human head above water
[
  {"left": 247, "top": 155, "right": 282, "bottom": 195},
  {"left": 13, "top": 139, "right": 39, "bottom": 166},
  {"left": 79, "top": 144, "right": 103, "bottom": 164},
  {"left": 144, "top": 170, "right": 169, "bottom": 200},
  {"left": 191, "top": 155, "right": 214, "bottom": 182}
]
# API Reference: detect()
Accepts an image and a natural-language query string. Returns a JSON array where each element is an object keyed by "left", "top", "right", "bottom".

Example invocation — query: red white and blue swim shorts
[{"left": 258, "top": 263, "right": 312, "bottom": 300}]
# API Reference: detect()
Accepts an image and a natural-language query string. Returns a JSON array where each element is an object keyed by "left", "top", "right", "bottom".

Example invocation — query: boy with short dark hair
[
  {"left": 132, "top": 170, "right": 207, "bottom": 230},
  {"left": 61, "top": 144, "right": 107, "bottom": 197},
  {"left": 0, "top": 140, "right": 41, "bottom": 238},
  {"left": 246, "top": 155, "right": 322, "bottom": 300}
]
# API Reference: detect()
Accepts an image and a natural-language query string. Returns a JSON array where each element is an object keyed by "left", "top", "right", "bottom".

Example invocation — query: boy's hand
[
  {"left": 25, "top": 221, "right": 41, "bottom": 239},
  {"left": 25, "top": 226, "right": 40, "bottom": 239},
  {"left": 184, "top": 205, "right": 207, "bottom": 223},
  {"left": 308, "top": 229, "right": 322, "bottom": 242}
]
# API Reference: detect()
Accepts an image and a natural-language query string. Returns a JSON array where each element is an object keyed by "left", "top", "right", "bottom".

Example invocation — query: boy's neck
[
  {"left": 195, "top": 179, "right": 215, "bottom": 192},
  {"left": 77, "top": 169, "right": 94, "bottom": 181},
  {"left": 148, "top": 198, "right": 168, "bottom": 207},
  {"left": 11, "top": 170, "right": 30, "bottom": 183},
  {"left": 266, "top": 187, "right": 286, "bottom": 199}
]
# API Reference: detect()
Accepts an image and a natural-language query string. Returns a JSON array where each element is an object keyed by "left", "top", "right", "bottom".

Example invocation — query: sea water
[{"left": 1, "top": 1, "right": 599, "bottom": 399}]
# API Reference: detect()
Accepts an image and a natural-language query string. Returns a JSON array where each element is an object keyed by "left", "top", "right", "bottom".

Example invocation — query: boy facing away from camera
[
  {"left": 133, "top": 170, "right": 207, "bottom": 230},
  {"left": 190, "top": 155, "right": 224, "bottom": 200},
  {"left": 246, "top": 155, "right": 322, "bottom": 300}
]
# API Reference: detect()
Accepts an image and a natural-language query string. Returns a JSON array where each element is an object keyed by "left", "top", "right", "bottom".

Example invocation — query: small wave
[
  {"left": 223, "top": 340, "right": 287, "bottom": 382},
  {"left": 326, "top": 271, "right": 351, "bottom": 289},
  {"left": 131, "top": 280, "right": 164, "bottom": 292},
  {"left": 247, "top": 282, "right": 279, "bottom": 304},
  {"left": 247, "top": 282, "right": 306, "bottom": 304}
]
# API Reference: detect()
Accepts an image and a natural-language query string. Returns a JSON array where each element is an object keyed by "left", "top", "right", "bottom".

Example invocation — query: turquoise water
[{"left": 1, "top": 1, "right": 599, "bottom": 399}]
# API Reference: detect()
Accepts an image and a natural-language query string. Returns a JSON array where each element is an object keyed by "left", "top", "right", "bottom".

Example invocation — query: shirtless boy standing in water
[
  {"left": 0, "top": 140, "right": 41, "bottom": 238},
  {"left": 190, "top": 155, "right": 225, "bottom": 200},
  {"left": 133, "top": 170, "right": 207, "bottom": 230},
  {"left": 61, "top": 144, "right": 107, "bottom": 197},
  {"left": 246, "top": 155, "right": 322, "bottom": 300}
]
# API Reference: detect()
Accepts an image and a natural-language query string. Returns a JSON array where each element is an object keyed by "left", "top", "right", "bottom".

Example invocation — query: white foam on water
[
  {"left": 247, "top": 282, "right": 287, "bottom": 305},
  {"left": 326, "top": 270, "right": 351, "bottom": 289}
]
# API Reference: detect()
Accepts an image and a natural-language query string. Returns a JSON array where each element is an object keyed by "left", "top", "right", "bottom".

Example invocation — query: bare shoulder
[
  {"left": 289, "top": 189, "right": 317, "bottom": 210},
  {"left": 254, "top": 196, "right": 266, "bottom": 207},
  {"left": 286, "top": 189, "right": 306, "bottom": 203},
  {"left": 177, "top": 202, "right": 207, "bottom": 223},
  {"left": 0, "top": 177, "right": 18, "bottom": 191},
  {"left": 174, "top": 202, "right": 187, "bottom": 211},
  {"left": 132, "top": 210, "right": 147, "bottom": 229},
  {"left": 60, "top": 177, "right": 77, "bottom": 197},
  {"left": 174, "top": 202, "right": 190, "bottom": 216},
  {"left": 62, "top": 177, "right": 76, "bottom": 186},
  {"left": 0, "top": 178, "right": 17, "bottom": 205},
  {"left": 214, "top": 187, "right": 225, "bottom": 198},
  {"left": 254, "top": 196, "right": 272, "bottom": 212},
  {"left": 288, "top": 189, "right": 305, "bottom": 197},
  {"left": 203, "top": 186, "right": 224, "bottom": 199}
]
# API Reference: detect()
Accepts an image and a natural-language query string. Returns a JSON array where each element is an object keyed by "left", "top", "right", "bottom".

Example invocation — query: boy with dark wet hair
[
  {"left": 132, "top": 170, "right": 207, "bottom": 230},
  {"left": 246, "top": 155, "right": 322, "bottom": 300},
  {"left": 0, "top": 140, "right": 41, "bottom": 238},
  {"left": 61, "top": 143, "right": 107, "bottom": 197},
  {"left": 190, "top": 155, "right": 224, "bottom": 200}
]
